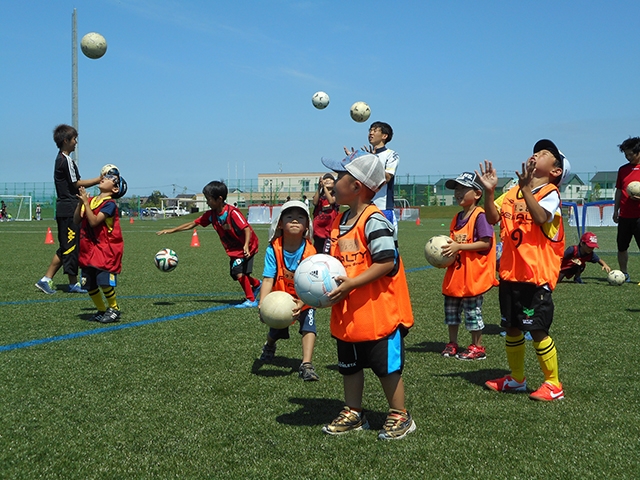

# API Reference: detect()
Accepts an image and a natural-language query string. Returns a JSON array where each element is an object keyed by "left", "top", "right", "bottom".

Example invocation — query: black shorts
[
  {"left": 498, "top": 280, "right": 554, "bottom": 334},
  {"left": 336, "top": 327, "right": 406, "bottom": 377},
  {"left": 56, "top": 216, "right": 80, "bottom": 276},
  {"left": 229, "top": 255, "right": 254, "bottom": 280},
  {"left": 617, "top": 217, "right": 640, "bottom": 252},
  {"left": 82, "top": 267, "right": 117, "bottom": 291}
]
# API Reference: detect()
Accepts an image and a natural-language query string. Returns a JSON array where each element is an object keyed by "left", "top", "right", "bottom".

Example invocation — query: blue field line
[{"left": 0, "top": 303, "right": 235, "bottom": 352}]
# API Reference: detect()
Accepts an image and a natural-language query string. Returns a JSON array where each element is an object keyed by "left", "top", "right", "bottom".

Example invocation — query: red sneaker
[
  {"left": 441, "top": 342, "right": 458, "bottom": 357},
  {"left": 485, "top": 375, "right": 526, "bottom": 393},
  {"left": 529, "top": 382, "right": 564, "bottom": 401},
  {"left": 456, "top": 344, "right": 486, "bottom": 361}
]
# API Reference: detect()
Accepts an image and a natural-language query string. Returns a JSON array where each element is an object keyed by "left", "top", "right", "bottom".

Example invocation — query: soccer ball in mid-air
[
  {"left": 312, "top": 91, "right": 330, "bottom": 110},
  {"left": 350, "top": 101, "right": 371, "bottom": 123},
  {"left": 154, "top": 248, "right": 178, "bottom": 272},
  {"left": 294, "top": 254, "right": 346, "bottom": 308},
  {"left": 260, "top": 291, "right": 297, "bottom": 329},
  {"left": 424, "top": 235, "right": 456, "bottom": 268},
  {"left": 607, "top": 269, "right": 626, "bottom": 286},
  {"left": 80, "top": 32, "right": 108, "bottom": 59},
  {"left": 627, "top": 181, "right": 640, "bottom": 198},
  {"left": 101, "top": 164, "right": 119, "bottom": 176}
]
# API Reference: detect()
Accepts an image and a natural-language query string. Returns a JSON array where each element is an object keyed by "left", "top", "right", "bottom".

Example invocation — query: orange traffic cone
[
  {"left": 191, "top": 228, "right": 200, "bottom": 247},
  {"left": 416, "top": 217, "right": 421, "bottom": 226},
  {"left": 45, "top": 227, "right": 55, "bottom": 244},
  {"left": 129, "top": 216, "right": 134, "bottom": 224}
]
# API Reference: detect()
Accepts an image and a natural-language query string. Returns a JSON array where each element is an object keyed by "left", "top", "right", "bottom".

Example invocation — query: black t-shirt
[{"left": 54, "top": 151, "right": 81, "bottom": 217}]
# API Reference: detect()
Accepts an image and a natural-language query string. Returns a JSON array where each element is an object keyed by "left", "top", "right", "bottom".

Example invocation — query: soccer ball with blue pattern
[
  {"left": 294, "top": 254, "right": 346, "bottom": 308},
  {"left": 155, "top": 248, "right": 178, "bottom": 272}
]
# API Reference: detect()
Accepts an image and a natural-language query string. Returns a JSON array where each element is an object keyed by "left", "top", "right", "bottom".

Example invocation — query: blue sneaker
[
  {"left": 252, "top": 281, "right": 262, "bottom": 300},
  {"left": 624, "top": 273, "right": 631, "bottom": 283},
  {"left": 235, "top": 298, "right": 259, "bottom": 309},
  {"left": 35, "top": 279, "right": 56, "bottom": 294},
  {"left": 68, "top": 283, "right": 88, "bottom": 294}
]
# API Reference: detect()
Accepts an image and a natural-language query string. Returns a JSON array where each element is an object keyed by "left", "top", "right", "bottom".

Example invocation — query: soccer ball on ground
[
  {"left": 627, "top": 181, "right": 640, "bottom": 197},
  {"left": 607, "top": 269, "right": 626, "bottom": 286},
  {"left": 101, "top": 164, "right": 119, "bottom": 176},
  {"left": 294, "top": 254, "right": 346, "bottom": 308},
  {"left": 80, "top": 32, "right": 108, "bottom": 59},
  {"left": 155, "top": 248, "right": 178, "bottom": 272},
  {"left": 260, "top": 291, "right": 297, "bottom": 329},
  {"left": 424, "top": 235, "right": 456, "bottom": 268},
  {"left": 312, "top": 91, "right": 330, "bottom": 110},
  {"left": 350, "top": 101, "right": 371, "bottom": 123}
]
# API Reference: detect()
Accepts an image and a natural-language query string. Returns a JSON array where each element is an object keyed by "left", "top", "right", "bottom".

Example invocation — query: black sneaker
[
  {"left": 89, "top": 311, "right": 106, "bottom": 322},
  {"left": 259, "top": 342, "right": 276, "bottom": 361},
  {"left": 99, "top": 307, "right": 121, "bottom": 324},
  {"left": 299, "top": 362, "right": 319, "bottom": 381}
]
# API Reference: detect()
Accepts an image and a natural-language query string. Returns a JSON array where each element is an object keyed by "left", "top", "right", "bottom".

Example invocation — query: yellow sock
[
  {"left": 88, "top": 288, "right": 106, "bottom": 312},
  {"left": 505, "top": 334, "right": 526, "bottom": 383},
  {"left": 533, "top": 336, "right": 560, "bottom": 387},
  {"left": 101, "top": 286, "right": 119, "bottom": 310}
]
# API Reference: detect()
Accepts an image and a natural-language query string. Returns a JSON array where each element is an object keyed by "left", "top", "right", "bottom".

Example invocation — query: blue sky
[{"left": 2, "top": 0, "right": 639, "bottom": 196}]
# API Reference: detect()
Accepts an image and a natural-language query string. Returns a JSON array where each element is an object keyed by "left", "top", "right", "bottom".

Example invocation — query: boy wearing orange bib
[
  {"left": 478, "top": 139, "right": 570, "bottom": 402},
  {"left": 257, "top": 201, "right": 319, "bottom": 381},
  {"left": 440, "top": 172, "right": 498, "bottom": 360},
  {"left": 320, "top": 152, "right": 415, "bottom": 440}
]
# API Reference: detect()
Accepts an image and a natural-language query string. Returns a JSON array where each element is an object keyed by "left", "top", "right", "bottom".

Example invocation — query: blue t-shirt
[{"left": 262, "top": 241, "right": 307, "bottom": 278}]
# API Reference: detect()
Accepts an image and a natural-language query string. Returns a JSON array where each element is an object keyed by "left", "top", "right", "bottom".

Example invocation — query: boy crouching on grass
[
  {"left": 321, "top": 151, "right": 415, "bottom": 440},
  {"left": 440, "top": 172, "right": 498, "bottom": 361},
  {"left": 74, "top": 167, "right": 127, "bottom": 323},
  {"left": 258, "top": 200, "right": 320, "bottom": 381}
]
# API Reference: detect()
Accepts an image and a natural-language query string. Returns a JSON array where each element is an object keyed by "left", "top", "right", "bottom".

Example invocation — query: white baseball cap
[{"left": 321, "top": 150, "right": 385, "bottom": 192}]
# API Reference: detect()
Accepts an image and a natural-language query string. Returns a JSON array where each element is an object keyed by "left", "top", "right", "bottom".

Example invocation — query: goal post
[{"left": 0, "top": 195, "right": 33, "bottom": 221}]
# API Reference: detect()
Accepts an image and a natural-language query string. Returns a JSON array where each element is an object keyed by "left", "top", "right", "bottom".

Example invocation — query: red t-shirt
[
  {"left": 195, "top": 204, "right": 259, "bottom": 258},
  {"left": 616, "top": 163, "right": 640, "bottom": 219},
  {"left": 312, "top": 196, "right": 339, "bottom": 239}
]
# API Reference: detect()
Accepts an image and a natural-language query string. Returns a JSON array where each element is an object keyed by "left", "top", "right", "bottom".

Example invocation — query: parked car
[{"left": 165, "top": 206, "right": 189, "bottom": 217}]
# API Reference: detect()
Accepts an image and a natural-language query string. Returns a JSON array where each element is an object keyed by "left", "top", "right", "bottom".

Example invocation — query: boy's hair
[
  {"left": 202, "top": 181, "right": 228, "bottom": 200},
  {"left": 618, "top": 137, "right": 640, "bottom": 154},
  {"left": 53, "top": 124, "right": 78, "bottom": 149},
  {"left": 369, "top": 121, "right": 393, "bottom": 144}
]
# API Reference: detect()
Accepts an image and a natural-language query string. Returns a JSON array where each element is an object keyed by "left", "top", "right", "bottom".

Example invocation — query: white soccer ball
[
  {"left": 294, "top": 254, "right": 347, "bottom": 308},
  {"left": 424, "top": 235, "right": 456, "bottom": 268},
  {"left": 81, "top": 32, "right": 108, "bottom": 59},
  {"left": 607, "top": 269, "right": 626, "bottom": 286},
  {"left": 260, "top": 291, "right": 297, "bottom": 329},
  {"left": 312, "top": 91, "right": 330, "bottom": 110},
  {"left": 101, "top": 164, "right": 119, "bottom": 176},
  {"left": 349, "top": 101, "right": 371, "bottom": 123},
  {"left": 627, "top": 181, "right": 640, "bottom": 197},
  {"left": 154, "top": 248, "right": 178, "bottom": 272}
]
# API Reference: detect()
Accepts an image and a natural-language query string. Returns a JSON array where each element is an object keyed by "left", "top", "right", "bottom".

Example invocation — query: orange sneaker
[
  {"left": 485, "top": 375, "right": 526, "bottom": 393},
  {"left": 529, "top": 382, "right": 564, "bottom": 401}
]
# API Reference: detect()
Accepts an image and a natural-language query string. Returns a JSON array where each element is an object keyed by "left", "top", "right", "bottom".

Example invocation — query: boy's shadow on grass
[
  {"left": 435, "top": 369, "right": 511, "bottom": 388},
  {"left": 251, "top": 356, "right": 300, "bottom": 377},
  {"left": 276, "top": 397, "right": 390, "bottom": 429}
]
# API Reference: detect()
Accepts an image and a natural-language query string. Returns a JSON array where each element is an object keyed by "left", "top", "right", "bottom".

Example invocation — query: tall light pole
[{"left": 72, "top": 8, "right": 79, "bottom": 163}]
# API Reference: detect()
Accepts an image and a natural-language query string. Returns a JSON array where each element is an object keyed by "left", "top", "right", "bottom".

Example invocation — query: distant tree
[
  {"left": 147, "top": 190, "right": 167, "bottom": 207},
  {"left": 589, "top": 183, "right": 601, "bottom": 202}
]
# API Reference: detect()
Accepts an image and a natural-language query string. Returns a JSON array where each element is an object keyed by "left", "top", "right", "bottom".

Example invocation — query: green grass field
[{"left": 1, "top": 214, "right": 638, "bottom": 479}]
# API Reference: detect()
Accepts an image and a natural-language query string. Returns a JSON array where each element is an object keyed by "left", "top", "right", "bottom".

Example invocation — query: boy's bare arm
[
  {"left": 156, "top": 221, "right": 197, "bottom": 235},
  {"left": 476, "top": 161, "right": 500, "bottom": 224},
  {"left": 242, "top": 226, "right": 252, "bottom": 257},
  {"left": 441, "top": 237, "right": 492, "bottom": 256},
  {"left": 516, "top": 160, "right": 551, "bottom": 226},
  {"left": 327, "top": 259, "right": 394, "bottom": 304}
]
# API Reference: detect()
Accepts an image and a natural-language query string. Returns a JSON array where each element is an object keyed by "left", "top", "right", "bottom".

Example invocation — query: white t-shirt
[{"left": 372, "top": 147, "right": 399, "bottom": 211}]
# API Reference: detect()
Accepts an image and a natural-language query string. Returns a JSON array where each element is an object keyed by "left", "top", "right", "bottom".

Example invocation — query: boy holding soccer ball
[
  {"left": 477, "top": 139, "right": 570, "bottom": 401},
  {"left": 257, "top": 200, "right": 319, "bottom": 381},
  {"left": 157, "top": 181, "right": 261, "bottom": 308},
  {"left": 74, "top": 167, "right": 127, "bottom": 323},
  {"left": 320, "top": 151, "right": 415, "bottom": 440}
]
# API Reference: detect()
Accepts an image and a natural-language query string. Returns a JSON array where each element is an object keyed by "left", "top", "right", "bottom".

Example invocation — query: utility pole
[{"left": 72, "top": 9, "right": 79, "bottom": 163}]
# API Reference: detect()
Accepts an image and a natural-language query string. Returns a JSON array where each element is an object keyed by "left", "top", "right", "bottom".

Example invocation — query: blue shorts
[
  {"left": 336, "top": 327, "right": 406, "bottom": 377},
  {"left": 82, "top": 267, "right": 117, "bottom": 291},
  {"left": 268, "top": 308, "right": 316, "bottom": 341}
]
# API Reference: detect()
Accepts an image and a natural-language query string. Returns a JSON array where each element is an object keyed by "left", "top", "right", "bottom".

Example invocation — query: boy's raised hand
[
  {"left": 476, "top": 160, "right": 498, "bottom": 192},
  {"left": 516, "top": 158, "right": 536, "bottom": 188}
]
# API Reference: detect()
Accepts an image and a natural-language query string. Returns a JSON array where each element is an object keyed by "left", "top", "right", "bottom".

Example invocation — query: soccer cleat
[
  {"left": 441, "top": 342, "right": 458, "bottom": 357},
  {"left": 35, "top": 279, "right": 56, "bottom": 294},
  {"left": 322, "top": 407, "right": 369, "bottom": 435},
  {"left": 68, "top": 282, "right": 88, "bottom": 294},
  {"left": 259, "top": 342, "right": 276, "bottom": 362},
  {"left": 485, "top": 375, "right": 527, "bottom": 393},
  {"left": 529, "top": 382, "right": 565, "bottom": 402},
  {"left": 624, "top": 272, "right": 631, "bottom": 283},
  {"left": 378, "top": 409, "right": 416, "bottom": 440},
  {"left": 98, "top": 307, "right": 121, "bottom": 324},
  {"left": 88, "top": 311, "right": 106, "bottom": 322},
  {"left": 574, "top": 277, "right": 584, "bottom": 284},
  {"left": 298, "top": 362, "right": 319, "bottom": 381},
  {"left": 456, "top": 344, "right": 487, "bottom": 361},
  {"left": 252, "top": 281, "right": 262, "bottom": 301},
  {"left": 235, "top": 298, "right": 259, "bottom": 309}
]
